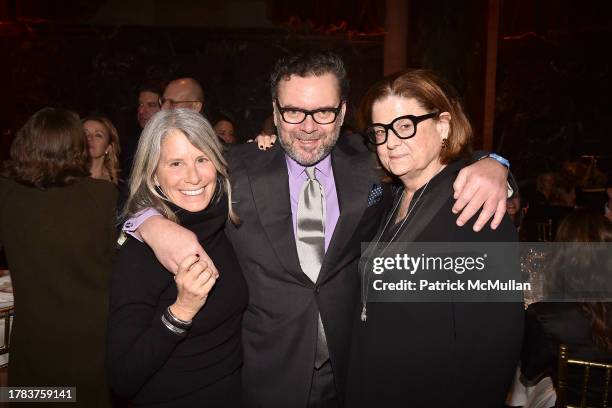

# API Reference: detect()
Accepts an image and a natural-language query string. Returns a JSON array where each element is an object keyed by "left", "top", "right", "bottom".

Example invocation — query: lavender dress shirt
[{"left": 285, "top": 154, "right": 339, "bottom": 252}]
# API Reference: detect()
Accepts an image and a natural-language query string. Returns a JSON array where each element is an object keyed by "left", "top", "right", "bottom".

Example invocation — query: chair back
[
  {"left": 0, "top": 305, "right": 13, "bottom": 368},
  {"left": 557, "top": 344, "right": 612, "bottom": 408},
  {"left": 536, "top": 219, "right": 553, "bottom": 242}
]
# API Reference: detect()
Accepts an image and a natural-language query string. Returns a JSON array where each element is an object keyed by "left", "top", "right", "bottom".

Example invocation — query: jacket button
[{"left": 314, "top": 285, "right": 320, "bottom": 293}]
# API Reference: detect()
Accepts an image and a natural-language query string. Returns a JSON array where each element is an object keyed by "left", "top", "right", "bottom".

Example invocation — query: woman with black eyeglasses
[{"left": 345, "top": 69, "right": 524, "bottom": 407}]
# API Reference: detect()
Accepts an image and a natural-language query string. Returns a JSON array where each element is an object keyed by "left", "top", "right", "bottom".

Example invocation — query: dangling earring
[{"left": 441, "top": 138, "right": 448, "bottom": 149}]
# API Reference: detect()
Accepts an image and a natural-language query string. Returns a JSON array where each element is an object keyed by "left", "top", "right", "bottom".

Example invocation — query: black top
[
  {"left": 0, "top": 177, "right": 116, "bottom": 407},
  {"left": 107, "top": 195, "right": 248, "bottom": 406},
  {"left": 346, "top": 160, "right": 524, "bottom": 407},
  {"left": 522, "top": 302, "right": 612, "bottom": 406}
]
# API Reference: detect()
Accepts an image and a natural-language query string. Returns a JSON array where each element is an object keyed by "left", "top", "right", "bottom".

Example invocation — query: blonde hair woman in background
[{"left": 82, "top": 115, "right": 121, "bottom": 184}]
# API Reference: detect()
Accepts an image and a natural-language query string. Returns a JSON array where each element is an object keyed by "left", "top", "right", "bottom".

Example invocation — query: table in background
[{"left": 0, "top": 269, "right": 14, "bottom": 367}]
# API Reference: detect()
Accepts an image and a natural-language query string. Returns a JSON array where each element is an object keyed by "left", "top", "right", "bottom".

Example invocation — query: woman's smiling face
[{"left": 154, "top": 129, "right": 217, "bottom": 212}]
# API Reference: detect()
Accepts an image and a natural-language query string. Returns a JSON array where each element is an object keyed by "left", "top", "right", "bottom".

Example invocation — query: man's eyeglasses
[
  {"left": 363, "top": 112, "right": 439, "bottom": 145},
  {"left": 275, "top": 99, "right": 343, "bottom": 125},
  {"left": 159, "top": 97, "right": 201, "bottom": 107}
]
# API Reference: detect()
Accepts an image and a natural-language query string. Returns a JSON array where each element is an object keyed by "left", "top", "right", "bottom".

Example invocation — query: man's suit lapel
[
  {"left": 246, "top": 146, "right": 312, "bottom": 286},
  {"left": 319, "top": 146, "right": 373, "bottom": 283}
]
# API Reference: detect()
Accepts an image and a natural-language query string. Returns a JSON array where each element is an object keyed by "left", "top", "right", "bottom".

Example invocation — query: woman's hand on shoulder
[
  {"left": 170, "top": 254, "right": 218, "bottom": 321},
  {"left": 248, "top": 133, "right": 277, "bottom": 150}
]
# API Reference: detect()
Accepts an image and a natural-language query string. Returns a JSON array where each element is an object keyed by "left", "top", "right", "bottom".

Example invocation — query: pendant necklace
[{"left": 360, "top": 179, "right": 432, "bottom": 322}]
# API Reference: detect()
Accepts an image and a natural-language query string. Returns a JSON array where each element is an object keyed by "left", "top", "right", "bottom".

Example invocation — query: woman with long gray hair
[{"left": 107, "top": 109, "right": 247, "bottom": 407}]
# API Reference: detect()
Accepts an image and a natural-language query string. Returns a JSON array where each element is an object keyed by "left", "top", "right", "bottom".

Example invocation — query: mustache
[{"left": 292, "top": 133, "right": 321, "bottom": 141}]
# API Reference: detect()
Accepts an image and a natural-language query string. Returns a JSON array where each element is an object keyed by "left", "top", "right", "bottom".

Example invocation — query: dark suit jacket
[{"left": 225, "top": 135, "right": 388, "bottom": 407}]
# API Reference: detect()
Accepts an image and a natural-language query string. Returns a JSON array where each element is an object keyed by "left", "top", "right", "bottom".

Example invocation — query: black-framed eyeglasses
[
  {"left": 159, "top": 97, "right": 201, "bottom": 107},
  {"left": 363, "top": 112, "right": 439, "bottom": 145},
  {"left": 275, "top": 99, "right": 343, "bottom": 125}
]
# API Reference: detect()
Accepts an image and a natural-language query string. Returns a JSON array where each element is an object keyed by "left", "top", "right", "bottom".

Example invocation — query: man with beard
[{"left": 124, "top": 51, "right": 509, "bottom": 407}]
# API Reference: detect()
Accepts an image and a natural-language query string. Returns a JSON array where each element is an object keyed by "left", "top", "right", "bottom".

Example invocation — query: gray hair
[{"left": 123, "top": 108, "right": 238, "bottom": 224}]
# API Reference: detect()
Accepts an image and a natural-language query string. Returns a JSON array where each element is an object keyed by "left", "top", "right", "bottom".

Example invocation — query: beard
[{"left": 278, "top": 128, "right": 341, "bottom": 166}]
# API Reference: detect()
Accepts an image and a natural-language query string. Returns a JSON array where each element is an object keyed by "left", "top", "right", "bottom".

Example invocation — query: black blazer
[
  {"left": 346, "top": 160, "right": 524, "bottom": 408},
  {"left": 225, "top": 136, "right": 389, "bottom": 407}
]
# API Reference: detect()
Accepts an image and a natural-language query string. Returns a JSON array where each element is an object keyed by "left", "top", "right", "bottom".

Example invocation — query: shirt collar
[{"left": 285, "top": 153, "right": 332, "bottom": 179}]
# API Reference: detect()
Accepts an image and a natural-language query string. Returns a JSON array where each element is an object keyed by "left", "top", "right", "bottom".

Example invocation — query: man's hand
[
  {"left": 138, "top": 216, "right": 218, "bottom": 278},
  {"left": 452, "top": 158, "right": 509, "bottom": 231},
  {"left": 249, "top": 133, "right": 277, "bottom": 150}
]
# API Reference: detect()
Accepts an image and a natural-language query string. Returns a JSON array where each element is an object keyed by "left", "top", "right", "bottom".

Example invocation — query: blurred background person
[
  {"left": 606, "top": 187, "right": 612, "bottom": 221},
  {"left": 521, "top": 209, "right": 612, "bottom": 406},
  {"left": 121, "top": 82, "right": 163, "bottom": 182},
  {"left": 522, "top": 174, "right": 576, "bottom": 241},
  {"left": 83, "top": 115, "right": 121, "bottom": 185},
  {"left": 535, "top": 171, "right": 556, "bottom": 206},
  {"left": 604, "top": 174, "right": 612, "bottom": 221},
  {"left": 107, "top": 109, "right": 246, "bottom": 407},
  {"left": 212, "top": 114, "right": 236, "bottom": 145},
  {"left": 549, "top": 177, "right": 577, "bottom": 208},
  {"left": 161, "top": 77, "right": 204, "bottom": 113},
  {"left": 506, "top": 191, "right": 523, "bottom": 231},
  {"left": 137, "top": 84, "right": 162, "bottom": 130},
  {"left": 0, "top": 107, "right": 116, "bottom": 407}
]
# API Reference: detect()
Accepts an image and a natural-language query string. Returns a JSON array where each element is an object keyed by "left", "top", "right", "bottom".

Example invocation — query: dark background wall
[
  {"left": 0, "top": 25, "right": 383, "bottom": 142},
  {"left": 493, "top": 0, "right": 612, "bottom": 179},
  {"left": 1, "top": 0, "right": 611, "bottom": 180},
  {"left": 0, "top": 0, "right": 384, "bottom": 151},
  {"left": 402, "top": 0, "right": 612, "bottom": 179}
]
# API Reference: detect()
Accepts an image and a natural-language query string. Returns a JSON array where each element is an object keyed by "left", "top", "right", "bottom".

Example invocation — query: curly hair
[{"left": 2, "top": 107, "right": 89, "bottom": 188}]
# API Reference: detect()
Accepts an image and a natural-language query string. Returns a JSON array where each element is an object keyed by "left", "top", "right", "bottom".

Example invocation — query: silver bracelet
[
  {"left": 161, "top": 313, "right": 187, "bottom": 336},
  {"left": 165, "top": 306, "right": 193, "bottom": 330}
]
